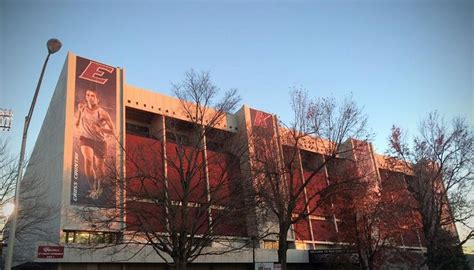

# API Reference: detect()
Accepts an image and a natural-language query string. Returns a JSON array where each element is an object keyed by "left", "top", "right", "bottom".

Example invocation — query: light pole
[{"left": 4, "top": 38, "right": 62, "bottom": 270}]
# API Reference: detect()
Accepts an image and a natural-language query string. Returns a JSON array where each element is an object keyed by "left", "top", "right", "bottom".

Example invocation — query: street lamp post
[{"left": 4, "top": 38, "right": 62, "bottom": 270}]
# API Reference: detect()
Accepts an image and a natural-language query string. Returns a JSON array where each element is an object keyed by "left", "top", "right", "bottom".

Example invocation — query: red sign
[
  {"left": 78, "top": 61, "right": 115, "bottom": 84},
  {"left": 37, "top": 246, "right": 64, "bottom": 259},
  {"left": 251, "top": 110, "right": 273, "bottom": 128}
]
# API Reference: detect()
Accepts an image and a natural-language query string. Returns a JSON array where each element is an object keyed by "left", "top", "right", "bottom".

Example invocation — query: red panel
[
  {"left": 326, "top": 158, "right": 359, "bottom": 215},
  {"left": 207, "top": 150, "right": 245, "bottom": 210},
  {"left": 335, "top": 218, "right": 356, "bottom": 243},
  {"left": 312, "top": 219, "right": 337, "bottom": 242},
  {"left": 207, "top": 151, "right": 247, "bottom": 237},
  {"left": 326, "top": 158, "right": 358, "bottom": 184},
  {"left": 126, "top": 201, "right": 166, "bottom": 232},
  {"left": 380, "top": 170, "right": 419, "bottom": 210},
  {"left": 168, "top": 206, "right": 209, "bottom": 235},
  {"left": 166, "top": 142, "right": 207, "bottom": 203},
  {"left": 380, "top": 169, "right": 405, "bottom": 190},
  {"left": 304, "top": 170, "right": 329, "bottom": 216},
  {"left": 287, "top": 169, "right": 306, "bottom": 213},
  {"left": 211, "top": 209, "right": 247, "bottom": 237},
  {"left": 294, "top": 218, "right": 312, "bottom": 241},
  {"left": 126, "top": 135, "right": 165, "bottom": 198},
  {"left": 380, "top": 169, "right": 425, "bottom": 248},
  {"left": 207, "top": 150, "right": 232, "bottom": 205},
  {"left": 281, "top": 146, "right": 306, "bottom": 213}
]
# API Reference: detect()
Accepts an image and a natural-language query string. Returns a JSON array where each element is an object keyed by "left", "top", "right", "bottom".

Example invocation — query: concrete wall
[
  {"left": 14, "top": 55, "right": 70, "bottom": 265},
  {"left": 36, "top": 245, "right": 308, "bottom": 264},
  {"left": 124, "top": 85, "right": 239, "bottom": 134}
]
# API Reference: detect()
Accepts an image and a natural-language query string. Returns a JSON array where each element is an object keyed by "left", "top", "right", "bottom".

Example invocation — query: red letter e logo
[{"left": 79, "top": 61, "right": 114, "bottom": 84}]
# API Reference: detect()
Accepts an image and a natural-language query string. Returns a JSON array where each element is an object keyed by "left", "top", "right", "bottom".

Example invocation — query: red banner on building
[
  {"left": 71, "top": 56, "right": 117, "bottom": 207},
  {"left": 249, "top": 108, "right": 277, "bottom": 162},
  {"left": 37, "top": 246, "right": 64, "bottom": 259}
]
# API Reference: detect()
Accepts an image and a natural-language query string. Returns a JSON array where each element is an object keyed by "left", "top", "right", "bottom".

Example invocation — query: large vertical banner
[
  {"left": 249, "top": 108, "right": 277, "bottom": 160},
  {"left": 72, "top": 56, "right": 117, "bottom": 207}
]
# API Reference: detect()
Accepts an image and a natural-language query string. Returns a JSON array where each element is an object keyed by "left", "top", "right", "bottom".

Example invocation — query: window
[
  {"left": 165, "top": 117, "right": 199, "bottom": 146},
  {"left": 63, "top": 230, "right": 122, "bottom": 244},
  {"left": 205, "top": 128, "right": 234, "bottom": 152},
  {"left": 206, "top": 141, "right": 224, "bottom": 152},
  {"left": 126, "top": 122, "right": 150, "bottom": 137},
  {"left": 166, "top": 131, "right": 191, "bottom": 145},
  {"left": 295, "top": 241, "right": 311, "bottom": 250},
  {"left": 263, "top": 240, "right": 279, "bottom": 249}
]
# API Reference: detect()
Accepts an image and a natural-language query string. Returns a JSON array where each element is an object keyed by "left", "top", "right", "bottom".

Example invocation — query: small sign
[
  {"left": 274, "top": 263, "right": 282, "bottom": 270},
  {"left": 37, "top": 246, "right": 64, "bottom": 259},
  {"left": 255, "top": 262, "right": 273, "bottom": 270}
]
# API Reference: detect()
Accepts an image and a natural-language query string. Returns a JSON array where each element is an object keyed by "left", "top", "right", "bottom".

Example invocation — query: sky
[{"left": 0, "top": 0, "right": 473, "bottom": 241}]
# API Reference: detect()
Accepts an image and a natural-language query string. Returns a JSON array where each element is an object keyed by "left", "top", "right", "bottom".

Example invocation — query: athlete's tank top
[{"left": 80, "top": 106, "right": 106, "bottom": 142}]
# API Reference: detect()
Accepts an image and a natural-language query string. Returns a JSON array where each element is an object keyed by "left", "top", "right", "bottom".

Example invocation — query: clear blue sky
[{"left": 1, "top": 0, "right": 472, "bottom": 156}]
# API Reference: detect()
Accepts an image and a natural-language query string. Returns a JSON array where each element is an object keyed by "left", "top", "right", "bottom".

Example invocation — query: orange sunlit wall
[
  {"left": 379, "top": 169, "right": 424, "bottom": 247},
  {"left": 285, "top": 149, "right": 340, "bottom": 243}
]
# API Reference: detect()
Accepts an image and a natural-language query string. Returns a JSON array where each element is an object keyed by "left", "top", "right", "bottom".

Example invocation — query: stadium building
[{"left": 8, "top": 53, "right": 434, "bottom": 270}]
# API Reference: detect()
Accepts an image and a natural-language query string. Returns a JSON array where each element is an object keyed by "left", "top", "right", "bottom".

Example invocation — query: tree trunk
[
  {"left": 277, "top": 226, "right": 289, "bottom": 270},
  {"left": 173, "top": 257, "right": 187, "bottom": 270},
  {"left": 357, "top": 251, "right": 370, "bottom": 270},
  {"left": 426, "top": 244, "right": 436, "bottom": 270}
]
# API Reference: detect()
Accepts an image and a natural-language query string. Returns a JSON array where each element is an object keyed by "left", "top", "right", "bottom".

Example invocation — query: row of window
[
  {"left": 126, "top": 123, "right": 151, "bottom": 138},
  {"left": 125, "top": 105, "right": 239, "bottom": 132},
  {"left": 126, "top": 122, "right": 231, "bottom": 152},
  {"left": 63, "top": 230, "right": 122, "bottom": 244},
  {"left": 62, "top": 230, "right": 279, "bottom": 250}
]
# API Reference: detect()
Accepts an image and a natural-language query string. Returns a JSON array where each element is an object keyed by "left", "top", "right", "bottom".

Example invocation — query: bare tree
[
  {"left": 331, "top": 166, "right": 426, "bottom": 270},
  {"left": 0, "top": 138, "right": 17, "bottom": 228},
  {"left": 388, "top": 112, "right": 473, "bottom": 270},
  {"left": 78, "top": 70, "right": 249, "bottom": 270},
  {"left": 249, "top": 89, "right": 370, "bottom": 270},
  {"left": 0, "top": 138, "right": 59, "bottom": 264},
  {"left": 15, "top": 168, "right": 60, "bottom": 243}
]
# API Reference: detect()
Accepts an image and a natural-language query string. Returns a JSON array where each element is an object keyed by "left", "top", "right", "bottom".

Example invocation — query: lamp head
[{"left": 47, "top": 38, "right": 62, "bottom": 54}]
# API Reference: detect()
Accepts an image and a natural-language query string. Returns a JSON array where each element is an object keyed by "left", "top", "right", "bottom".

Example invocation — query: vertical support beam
[
  {"left": 416, "top": 229, "right": 423, "bottom": 248},
  {"left": 161, "top": 115, "right": 171, "bottom": 233},
  {"left": 321, "top": 154, "right": 339, "bottom": 233},
  {"left": 296, "top": 148, "right": 316, "bottom": 248},
  {"left": 273, "top": 115, "right": 294, "bottom": 241},
  {"left": 201, "top": 128, "right": 213, "bottom": 233},
  {"left": 119, "top": 68, "right": 126, "bottom": 235}
]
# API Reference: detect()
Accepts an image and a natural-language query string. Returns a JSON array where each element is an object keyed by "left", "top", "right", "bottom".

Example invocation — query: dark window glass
[
  {"left": 126, "top": 122, "right": 150, "bottom": 137},
  {"left": 166, "top": 131, "right": 191, "bottom": 146}
]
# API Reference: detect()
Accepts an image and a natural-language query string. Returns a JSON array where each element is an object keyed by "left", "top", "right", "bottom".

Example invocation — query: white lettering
[
  {"left": 73, "top": 152, "right": 79, "bottom": 201},
  {"left": 74, "top": 152, "right": 79, "bottom": 180}
]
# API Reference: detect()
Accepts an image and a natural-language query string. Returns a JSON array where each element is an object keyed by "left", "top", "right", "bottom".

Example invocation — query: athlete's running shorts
[{"left": 79, "top": 136, "right": 107, "bottom": 159}]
